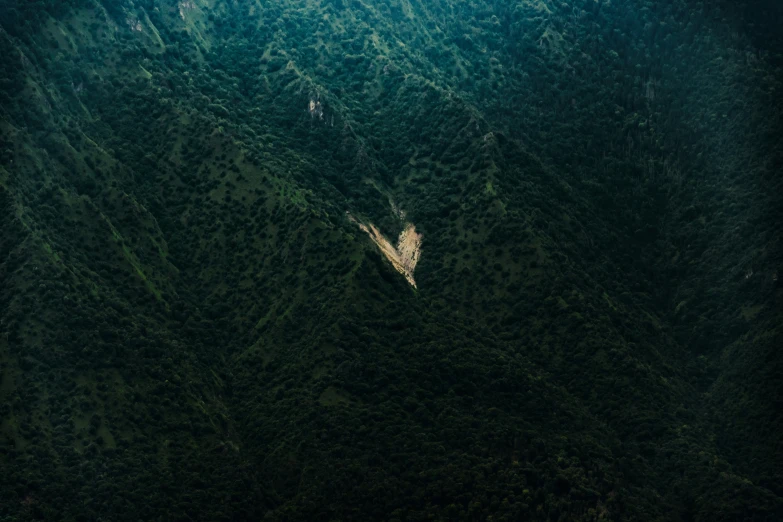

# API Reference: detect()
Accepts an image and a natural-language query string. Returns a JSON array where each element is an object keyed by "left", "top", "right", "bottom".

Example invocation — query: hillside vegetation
[{"left": 0, "top": 0, "right": 781, "bottom": 520}]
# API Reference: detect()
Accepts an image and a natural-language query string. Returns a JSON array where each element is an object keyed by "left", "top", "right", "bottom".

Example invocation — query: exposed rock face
[
  {"left": 178, "top": 1, "right": 195, "bottom": 20},
  {"left": 309, "top": 99, "right": 324, "bottom": 120},
  {"left": 394, "top": 224, "right": 422, "bottom": 277},
  {"left": 348, "top": 214, "right": 422, "bottom": 287}
]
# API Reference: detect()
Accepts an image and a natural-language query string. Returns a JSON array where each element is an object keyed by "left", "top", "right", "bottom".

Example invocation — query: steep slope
[{"left": 0, "top": 0, "right": 781, "bottom": 521}]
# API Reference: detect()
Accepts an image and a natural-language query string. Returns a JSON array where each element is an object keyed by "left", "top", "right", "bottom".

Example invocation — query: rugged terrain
[{"left": 0, "top": 0, "right": 781, "bottom": 520}]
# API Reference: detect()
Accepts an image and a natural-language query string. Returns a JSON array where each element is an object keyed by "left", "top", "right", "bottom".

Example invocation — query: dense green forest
[{"left": 0, "top": 0, "right": 781, "bottom": 520}]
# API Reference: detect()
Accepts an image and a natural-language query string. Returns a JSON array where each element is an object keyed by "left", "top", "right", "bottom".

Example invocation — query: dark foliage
[{"left": 0, "top": 0, "right": 781, "bottom": 520}]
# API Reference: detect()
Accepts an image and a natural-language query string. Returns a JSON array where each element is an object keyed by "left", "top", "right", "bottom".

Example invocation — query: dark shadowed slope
[{"left": 1, "top": 0, "right": 781, "bottom": 520}]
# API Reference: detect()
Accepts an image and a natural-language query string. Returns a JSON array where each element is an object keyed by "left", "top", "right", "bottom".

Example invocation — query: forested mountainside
[{"left": 1, "top": 0, "right": 781, "bottom": 520}]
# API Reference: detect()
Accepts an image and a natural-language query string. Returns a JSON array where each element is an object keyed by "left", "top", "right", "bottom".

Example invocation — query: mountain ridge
[{"left": 0, "top": 0, "right": 781, "bottom": 520}]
